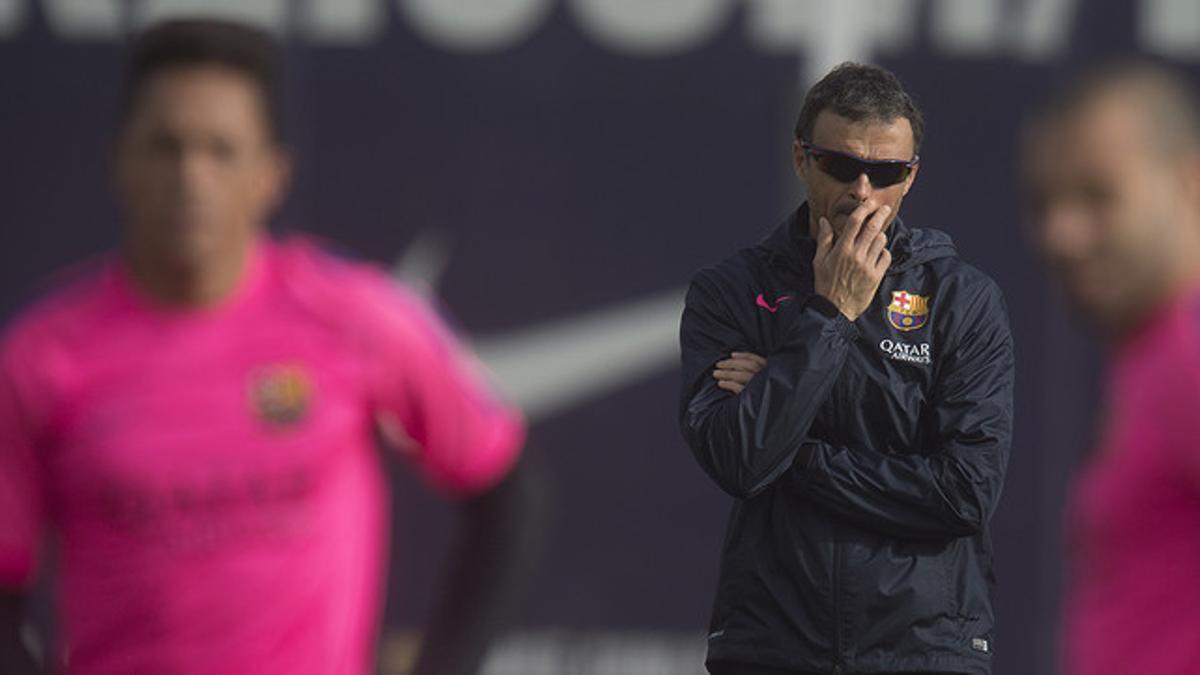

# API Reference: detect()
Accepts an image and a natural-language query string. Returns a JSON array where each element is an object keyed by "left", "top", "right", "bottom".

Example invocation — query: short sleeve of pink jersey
[
  {"left": 346, "top": 266, "right": 524, "bottom": 497},
  {"left": 0, "top": 324, "right": 49, "bottom": 589}
]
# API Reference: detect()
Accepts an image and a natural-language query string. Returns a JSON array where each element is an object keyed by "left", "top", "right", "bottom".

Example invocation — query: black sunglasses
[{"left": 801, "top": 142, "right": 919, "bottom": 188}]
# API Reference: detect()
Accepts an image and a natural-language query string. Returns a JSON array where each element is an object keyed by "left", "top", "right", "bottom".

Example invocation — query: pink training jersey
[
  {"left": 1064, "top": 287, "right": 1200, "bottom": 674},
  {"left": 0, "top": 237, "right": 524, "bottom": 674}
]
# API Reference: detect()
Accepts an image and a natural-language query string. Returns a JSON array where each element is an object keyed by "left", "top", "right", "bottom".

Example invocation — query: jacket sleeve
[
  {"left": 678, "top": 271, "right": 860, "bottom": 499},
  {"left": 795, "top": 279, "right": 1015, "bottom": 539}
]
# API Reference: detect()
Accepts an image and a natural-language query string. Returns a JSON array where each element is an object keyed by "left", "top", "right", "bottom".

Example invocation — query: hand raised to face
[{"left": 812, "top": 202, "right": 892, "bottom": 321}]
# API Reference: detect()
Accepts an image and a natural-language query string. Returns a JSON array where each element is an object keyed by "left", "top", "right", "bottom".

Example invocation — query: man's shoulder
[
  {"left": 902, "top": 226, "right": 1004, "bottom": 299},
  {"left": 889, "top": 226, "right": 1010, "bottom": 344},
  {"left": 269, "top": 235, "right": 444, "bottom": 343},
  {"left": 942, "top": 260, "right": 1006, "bottom": 315},
  {"left": 2, "top": 257, "right": 112, "bottom": 364},
  {"left": 271, "top": 235, "right": 406, "bottom": 311},
  {"left": 690, "top": 250, "right": 753, "bottom": 288},
  {"left": 689, "top": 239, "right": 783, "bottom": 295},
  {"left": 270, "top": 235, "right": 381, "bottom": 286}
]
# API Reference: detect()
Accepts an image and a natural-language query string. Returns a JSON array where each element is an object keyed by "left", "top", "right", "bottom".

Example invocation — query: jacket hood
[{"left": 759, "top": 202, "right": 957, "bottom": 275}]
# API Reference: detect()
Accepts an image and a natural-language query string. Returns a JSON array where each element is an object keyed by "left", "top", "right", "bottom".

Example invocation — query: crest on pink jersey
[{"left": 248, "top": 364, "right": 313, "bottom": 427}]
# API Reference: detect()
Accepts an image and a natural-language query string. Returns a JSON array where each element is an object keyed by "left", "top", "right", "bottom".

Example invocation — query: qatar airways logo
[{"left": 879, "top": 338, "right": 931, "bottom": 366}]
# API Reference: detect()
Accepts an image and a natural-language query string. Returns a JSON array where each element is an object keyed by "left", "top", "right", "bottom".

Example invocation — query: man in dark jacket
[{"left": 679, "top": 62, "right": 1014, "bottom": 675}]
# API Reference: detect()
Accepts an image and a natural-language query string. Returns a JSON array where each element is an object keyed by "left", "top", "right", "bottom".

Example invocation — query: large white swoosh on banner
[
  {"left": 473, "top": 289, "right": 684, "bottom": 422},
  {"left": 392, "top": 230, "right": 454, "bottom": 290},
  {"left": 394, "top": 235, "right": 684, "bottom": 422}
]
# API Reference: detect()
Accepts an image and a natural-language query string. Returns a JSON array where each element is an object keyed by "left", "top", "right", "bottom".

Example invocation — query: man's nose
[
  {"left": 175, "top": 148, "right": 214, "bottom": 196},
  {"left": 848, "top": 172, "right": 873, "bottom": 201}
]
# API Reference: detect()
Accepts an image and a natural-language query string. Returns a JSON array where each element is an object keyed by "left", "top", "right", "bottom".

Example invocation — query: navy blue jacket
[{"left": 679, "top": 204, "right": 1014, "bottom": 674}]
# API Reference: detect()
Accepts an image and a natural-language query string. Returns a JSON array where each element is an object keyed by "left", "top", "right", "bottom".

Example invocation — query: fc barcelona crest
[
  {"left": 248, "top": 364, "right": 314, "bottom": 427},
  {"left": 887, "top": 290, "right": 930, "bottom": 331}
]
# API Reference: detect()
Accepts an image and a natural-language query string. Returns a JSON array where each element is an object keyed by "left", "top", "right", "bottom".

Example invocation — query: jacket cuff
[
  {"left": 805, "top": 294, "right": 840, "bottom": 318},
  {"left": 804, "top": 295, "right": 859, "bottom": 342}
]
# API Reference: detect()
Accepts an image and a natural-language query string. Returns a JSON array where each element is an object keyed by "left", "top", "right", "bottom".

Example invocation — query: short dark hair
[
  {"left": 794, "top": 62, "right": 924, "bottom": 154},
  {"left": 119, "top": 19, "right": 285, "bottom": 143}
]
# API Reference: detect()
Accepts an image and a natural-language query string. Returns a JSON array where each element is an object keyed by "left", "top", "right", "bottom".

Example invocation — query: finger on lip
[
  {"left": 837, "top": 203, "right": 872, "bottom": 229},
  {"left": 851, "top": 200, "right": 877, "bottom": 215},
  {"left": 869, "top": 205, "right": 892, "bottom": 229}
]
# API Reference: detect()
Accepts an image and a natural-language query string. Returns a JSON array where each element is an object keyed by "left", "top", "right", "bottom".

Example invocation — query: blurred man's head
[
  {"left": 114, "top": 19, "right": 290, "bottom": 284},
  {"left": 1023, "top": 60, "right": 1200, "bottom": 339},
  {"left": 793, "top": 62, "right": 922, "bottom": 238}
]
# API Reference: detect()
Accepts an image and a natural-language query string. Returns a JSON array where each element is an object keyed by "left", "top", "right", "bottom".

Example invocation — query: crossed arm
[{"left": 680, "top": 263, "right": 1014, "bottom": 540}]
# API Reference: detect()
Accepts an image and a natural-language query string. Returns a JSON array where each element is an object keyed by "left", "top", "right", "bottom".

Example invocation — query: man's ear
[
  {"left": 901, "top": 163, "right": 919, "bottom": 196},
  {"left": 1177, "top": 151, "right": 1200, "bottom": 205},
  {"left": 794, "top": 140, "right": 807, "bottom": 181},
  {"left": 258, "top": 145, "right": 294, "bottom": 212}
]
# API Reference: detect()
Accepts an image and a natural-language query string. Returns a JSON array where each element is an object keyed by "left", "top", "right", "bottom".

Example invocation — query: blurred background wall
[{"left": 2, "top": 1, "right": 1198, "bottom": 673}]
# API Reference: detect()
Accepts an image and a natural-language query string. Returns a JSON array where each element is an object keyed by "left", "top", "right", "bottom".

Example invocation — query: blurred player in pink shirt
[
  {"left": 0, "top": 19, "right": 537, "bottom": 675},
  {"left": 1023, "top": 61, "right": 1200, "bottom": 674}
]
